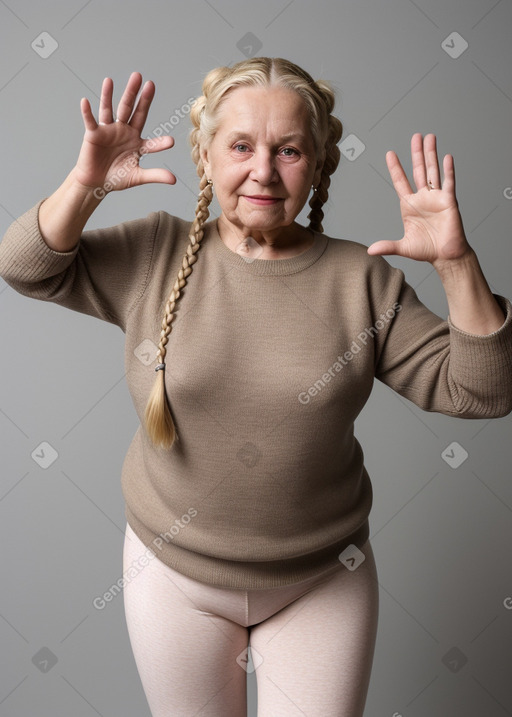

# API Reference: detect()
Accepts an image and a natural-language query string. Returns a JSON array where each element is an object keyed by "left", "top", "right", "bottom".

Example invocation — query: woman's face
[{"left": 201, "top": 85, "right": 324, "bottom": 238}]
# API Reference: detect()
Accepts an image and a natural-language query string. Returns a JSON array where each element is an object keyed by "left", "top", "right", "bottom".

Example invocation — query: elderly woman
[{"left": 1, "top": 57, "right": 511, "bottom": 716}]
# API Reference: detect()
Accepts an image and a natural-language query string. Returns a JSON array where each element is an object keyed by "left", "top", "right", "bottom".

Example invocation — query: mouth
[{"left": 243, "top": 195, "right": 283, "bottom": 205}]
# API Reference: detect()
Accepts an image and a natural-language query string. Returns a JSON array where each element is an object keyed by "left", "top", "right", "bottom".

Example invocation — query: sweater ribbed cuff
[
  {"left": 447, "top": 294, "right": 512, "bottom": 350},
  {"left": 447, "top": 295, "right": 512, "bottom": 416}
]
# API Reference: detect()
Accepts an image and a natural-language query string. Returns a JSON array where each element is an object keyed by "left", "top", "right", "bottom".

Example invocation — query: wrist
[
  {"left": 67, "top": 167, "right": 105, "bottom": 211},
  {"left": 433, "top": 246, "right": 478, "bottom": 282},
  {"left": 37, "top": 169, "right": 104, "bottom": 253},
  {"left": 433, "top": 247, "right": 506, "bottom": 334}
]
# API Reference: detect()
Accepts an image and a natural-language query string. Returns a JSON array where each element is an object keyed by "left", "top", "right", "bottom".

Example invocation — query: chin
[{"left": 238, "top": 214, "right": 290, "bottom": 230}]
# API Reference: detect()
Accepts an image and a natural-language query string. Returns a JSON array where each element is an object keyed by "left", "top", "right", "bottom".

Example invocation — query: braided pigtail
[
  {"left": 307, "top": 82, "right": 343, "bottom": 233},
  {"left": 144, "top": 143, "right": 213, "bottom": 449},
  {"left": 144, "top": 69, "right": 228, "bottom": 450}
]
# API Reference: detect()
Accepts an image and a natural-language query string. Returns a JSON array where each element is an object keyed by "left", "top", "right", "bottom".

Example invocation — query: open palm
[
  {"left": 368, "top": 133, "right": 471, "bottom": 268},
  {"left": 74, "top": 72, "right": 175, "bottom": 193}
]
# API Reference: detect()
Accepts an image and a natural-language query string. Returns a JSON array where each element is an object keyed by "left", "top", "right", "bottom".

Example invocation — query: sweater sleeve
[
  {"left": 0, "top": 198, "right": 161, "bottom": 332},
  {"left": 369, "top": 255, "right": 512, "bottom": 418}
]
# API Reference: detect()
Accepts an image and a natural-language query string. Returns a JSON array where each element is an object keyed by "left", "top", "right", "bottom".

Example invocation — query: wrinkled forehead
[{"left": 213, "top": 85, "right": 316, "bottom": 145}]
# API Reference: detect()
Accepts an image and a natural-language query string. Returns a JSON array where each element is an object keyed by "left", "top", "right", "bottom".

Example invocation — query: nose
[{"left": 249, "top": 149, "right": 279, "bottom": 184}]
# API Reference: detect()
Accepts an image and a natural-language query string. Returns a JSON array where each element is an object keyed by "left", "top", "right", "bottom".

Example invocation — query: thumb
[{"left": 367, "top": 239, "right": 402, "bottom": 256}]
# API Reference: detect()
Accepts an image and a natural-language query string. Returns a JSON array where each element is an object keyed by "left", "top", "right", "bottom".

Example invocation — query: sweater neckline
[{"left": 205, "top": 218, "right": 328, "bottom": 276}]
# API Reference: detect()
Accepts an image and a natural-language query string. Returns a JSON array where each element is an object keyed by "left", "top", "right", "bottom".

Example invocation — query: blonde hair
[{"left": 144, "top": 57, "right": 343, "bottom": 449}]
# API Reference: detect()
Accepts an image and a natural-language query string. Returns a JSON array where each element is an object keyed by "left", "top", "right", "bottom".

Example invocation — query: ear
[{"left": 200, "top": 143, "right": 211, "bottom": 177}]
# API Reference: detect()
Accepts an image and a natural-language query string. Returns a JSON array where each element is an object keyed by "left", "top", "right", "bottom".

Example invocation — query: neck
[{"left": 216, "top": 216, "right": 314, "bottom": 260}]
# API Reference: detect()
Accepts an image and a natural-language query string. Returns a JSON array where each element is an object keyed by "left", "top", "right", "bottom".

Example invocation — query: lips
[{"left": 243, "top": 195, "right": 283, "bottom": 205}]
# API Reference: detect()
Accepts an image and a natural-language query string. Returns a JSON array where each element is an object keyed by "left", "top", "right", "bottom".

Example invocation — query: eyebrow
[{"left": 224, "top": 131, "right": 309, "bottom": 145}]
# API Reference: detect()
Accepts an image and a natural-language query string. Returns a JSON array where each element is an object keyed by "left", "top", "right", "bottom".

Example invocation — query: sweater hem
[{"left": 124, "top": 505, "right": 370, "bottom": 589}]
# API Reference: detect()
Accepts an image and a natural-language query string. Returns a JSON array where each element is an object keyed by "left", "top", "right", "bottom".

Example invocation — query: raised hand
[
  {"left": 367, "top": 133, "right": 472, "bottom": 271},
  {"left": 74, "top": 71, "right": 176, "bottom": 195}
]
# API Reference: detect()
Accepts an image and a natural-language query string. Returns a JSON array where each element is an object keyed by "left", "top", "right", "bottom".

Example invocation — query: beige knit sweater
[{"left": 1, "top": 198, "right": 511, "bottom": 588}]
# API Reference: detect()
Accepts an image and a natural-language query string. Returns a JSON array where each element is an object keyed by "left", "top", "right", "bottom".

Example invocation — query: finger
[
  {"left": 115, "top": 71, "right": 143, "bottom": 123},
  {"left": 133, "top": 167, "right": 177, "bottom": 186},
  {"left": 129, "top": 80, "right": 156, "bottom": 133},
  {"left": 442, "top": 153, "right": 456, "bottom": 195},
  {"left": 140, "top": 135, "right": 174, "bottom": 155},
  {"left": 424, "top": 133, "right": 441, "bottom": 190},
  {"left": 386, "top": 150, "right": 413, "bottom": 199},
  {"left": 98, "top": 77, "right": 114, "bottom": 124},
  {"left": 367, "top": 239, "right": 403, "bottom": 256},
  {"left": 80, "top": 97, "right": 98, "bottom": 131},
  {"left": 411, "top": 132, "right": 428, "bottom": 191}
]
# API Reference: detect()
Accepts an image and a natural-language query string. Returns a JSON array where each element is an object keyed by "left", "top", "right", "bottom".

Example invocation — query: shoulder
[
  {"left": 318, "top": 232, "right": 409, "bottom": 313},
  {"left": 148, "top": 210, "right": 191, "bottom": 240},
  {"left": 321, "top": 232, "right": 402, "bottom": 282},
  {"left": 143, "top": 211, "right": 195, "bottom": 258},
  {"left": 78, "top": 209, "right": 191, "bottom": 252}
]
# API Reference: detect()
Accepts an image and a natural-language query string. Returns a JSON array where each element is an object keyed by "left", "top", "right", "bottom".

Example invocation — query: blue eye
[
  {"left": 281, "top": 147, "right": 298, "bottom": 156},
  {"left": 235, "top": 144, "right": 248, "bottom": 152}
]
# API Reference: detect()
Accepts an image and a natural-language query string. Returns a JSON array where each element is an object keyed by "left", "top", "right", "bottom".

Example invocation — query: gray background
[{"left": 1, "top": 0, "right": 511, "bottom": 715}]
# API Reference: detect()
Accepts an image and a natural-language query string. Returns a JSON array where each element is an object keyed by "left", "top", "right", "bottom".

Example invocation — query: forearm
[
  {"left": 38, "top": 167, "right": 103, "bottom": 252},
  {"left": 434, "top": 249, "right": 505, "bottom": 335}
]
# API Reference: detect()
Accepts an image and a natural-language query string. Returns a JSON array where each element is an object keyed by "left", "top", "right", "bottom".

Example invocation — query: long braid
[{"left": 144, "top": 155, "right": 213, "bottom": 449}]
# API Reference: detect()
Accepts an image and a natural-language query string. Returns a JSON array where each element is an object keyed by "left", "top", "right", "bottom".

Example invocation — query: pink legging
[{"left": 122, "top": 521, "right": 379, "bottom": 717}]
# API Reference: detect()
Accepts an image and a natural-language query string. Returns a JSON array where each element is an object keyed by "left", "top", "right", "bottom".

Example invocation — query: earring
[{"left": 206, "top": 178, "right": 213, "bottom": 187}]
